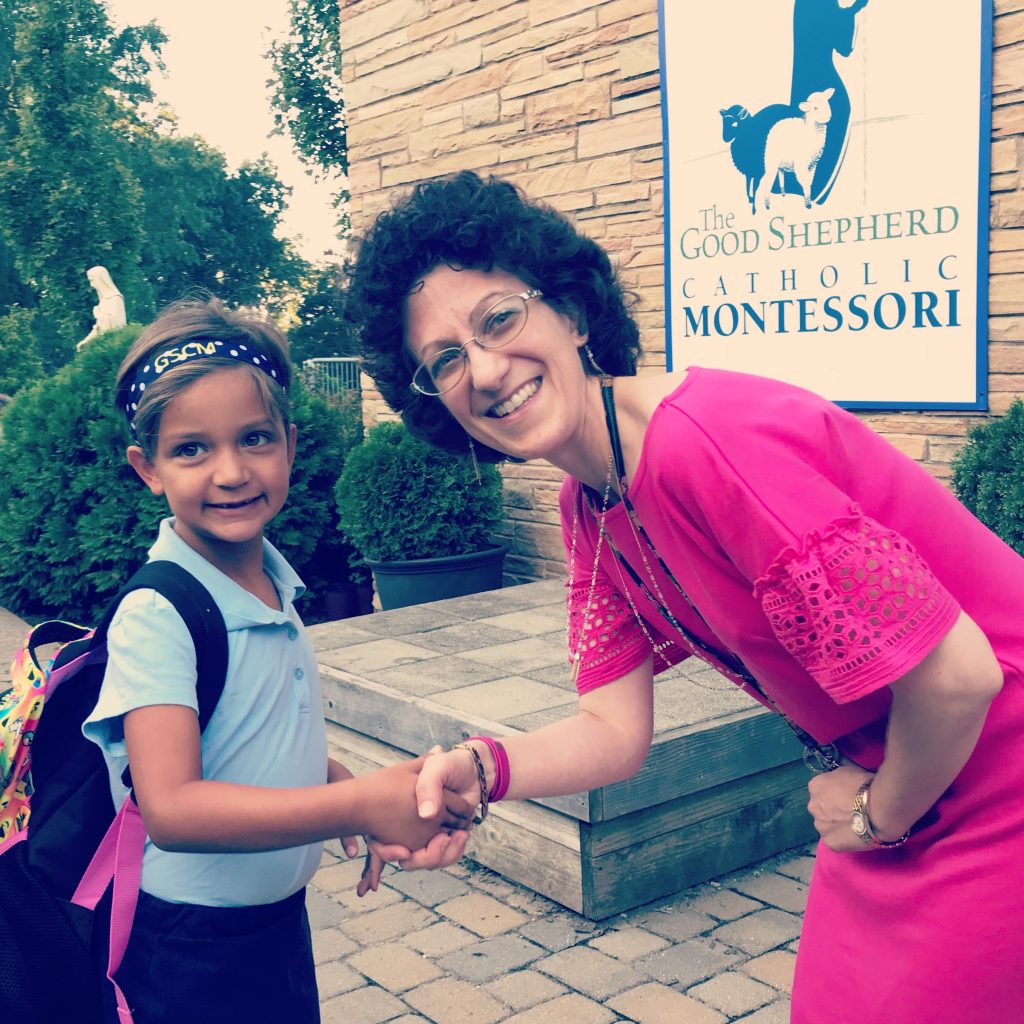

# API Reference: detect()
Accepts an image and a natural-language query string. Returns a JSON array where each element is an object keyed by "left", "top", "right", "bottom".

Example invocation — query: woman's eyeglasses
[{"left": 410, "top": 289, "right": 543, "bottom": 396}]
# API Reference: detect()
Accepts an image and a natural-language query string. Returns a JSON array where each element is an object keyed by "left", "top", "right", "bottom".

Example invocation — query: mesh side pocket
[{"left": 0, "top": 842, "right": 106, "bottom": 1023}]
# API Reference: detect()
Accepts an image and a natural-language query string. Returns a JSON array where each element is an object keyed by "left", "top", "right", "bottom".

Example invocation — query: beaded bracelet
[
  {"left": 467, "top": 735, "right": 510, "bottom": 802},
  {"left": 451, "top": 743, "right": 488, "bottom": 824}
]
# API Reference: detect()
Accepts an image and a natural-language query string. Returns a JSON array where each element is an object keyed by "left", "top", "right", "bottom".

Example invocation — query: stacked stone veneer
[{"left": 342, "top": 0, "right": 1024, "bottom": 583}]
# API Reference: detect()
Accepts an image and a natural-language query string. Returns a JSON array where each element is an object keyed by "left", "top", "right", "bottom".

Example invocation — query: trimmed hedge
[
  {"left": 334, "top": 421, "right": 504, "bottom": 563},
  {"left": 952, "top": 399, "right": 1024, "bottom": 556},
  {"left": 0, "top": 327, "right": 361, "bottom": 623}
]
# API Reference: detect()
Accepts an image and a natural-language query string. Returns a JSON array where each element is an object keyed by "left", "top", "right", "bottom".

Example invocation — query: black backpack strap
[{"left": 93, "top": 561, "right": 229, "bottom": 790}]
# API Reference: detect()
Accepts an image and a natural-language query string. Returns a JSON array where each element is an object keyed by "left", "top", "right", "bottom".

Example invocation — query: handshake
[{"left": 333, "top": 740, "right": 505, "bottom": 897}]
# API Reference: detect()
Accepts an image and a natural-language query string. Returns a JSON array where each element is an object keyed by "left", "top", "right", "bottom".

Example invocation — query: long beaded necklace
[
  {"left": 595, "top": 377, "right": 841, "bottom": 773},
  {"left": 566, "top": 452, "right": 615, "bottom": 686}
]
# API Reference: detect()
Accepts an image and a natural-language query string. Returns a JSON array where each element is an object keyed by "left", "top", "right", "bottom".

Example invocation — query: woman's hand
[
  {"left": 415, "top": 744, "right": 484, "bottom": 821},
  {"left": 357, "top": 829, "right": 471, "bottom": 896},
  {"left": 806, "top": 764, "right": 876, "bottom": 853}
]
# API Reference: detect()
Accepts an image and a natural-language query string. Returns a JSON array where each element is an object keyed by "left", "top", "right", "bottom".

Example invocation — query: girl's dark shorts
[{"left": 105, "top": 887, "right": 319, "bottom": 1024}]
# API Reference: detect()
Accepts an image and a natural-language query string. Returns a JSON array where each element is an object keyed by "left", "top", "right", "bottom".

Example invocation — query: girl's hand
[
  {"left": 359, "top": 756, "right": 473, "bottom": 851},
  {"left": 806, "top": 764, "right": 877, "bottom": 853},
  {"left": 356, "top": 746, "right": 477, "bottom": 894}
]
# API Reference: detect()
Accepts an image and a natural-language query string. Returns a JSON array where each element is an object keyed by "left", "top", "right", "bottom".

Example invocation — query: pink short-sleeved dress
[{"left": 561, "top": 368, "right": 1024, "bottom": 1023}]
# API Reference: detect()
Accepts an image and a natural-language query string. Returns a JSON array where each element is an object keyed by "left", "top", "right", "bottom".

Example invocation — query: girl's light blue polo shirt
[{"left": 84, "top": 518, "right": 328, "bottom": 907}]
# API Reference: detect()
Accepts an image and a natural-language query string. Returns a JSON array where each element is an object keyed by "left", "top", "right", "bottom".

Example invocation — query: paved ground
[
  {"left": 0, "top": 605, "right": 28, "bottom": 688},
  {"left": 309, "top": 837, "right": 812, "bottom": 1024}
]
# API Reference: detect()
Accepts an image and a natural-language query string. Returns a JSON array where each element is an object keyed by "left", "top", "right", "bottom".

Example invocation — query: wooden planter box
[{"left": 310, "top": 582, "right": 816, "bottom": 920}]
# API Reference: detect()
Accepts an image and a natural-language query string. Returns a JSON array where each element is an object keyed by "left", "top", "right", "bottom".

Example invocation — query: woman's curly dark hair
[{"left": 345, "top": 171, "right": 641, "bottom": 462}]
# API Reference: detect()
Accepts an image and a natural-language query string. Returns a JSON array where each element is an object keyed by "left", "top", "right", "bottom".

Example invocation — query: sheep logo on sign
[{"left": 720, "top": 0, "right": 869, "bottom": 213}]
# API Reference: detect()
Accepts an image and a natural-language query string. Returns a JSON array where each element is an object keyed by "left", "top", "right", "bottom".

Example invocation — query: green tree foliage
[
  {"left": 0, "top": 306, "right": 44, "bottom": 396},
  {"left": 270, "top": 384, "right": 368, "bottom": 607},
  {"left": 952, "top": 400, "right": 1024, "bottom": 556},
  {"left": 335, "top": 422, "right": 505, "bottom": 563},
  {"left": 0, "top": 0, "right": 160, "bottom": 354},
  {"left": 268, "top": 0, "right": 346, "bottom": 176},
  {"left": 287, "top": 264, "right": 355, "bottom": 364},
  {"left": 268, "top": 0, "right": 348, "bottom": 232},
  {"left": 0, "top": 235, "right": 34, "bottom": 310},
  {"left": 0, "top": 327, "right": 161, "bottom": 620},
  {"left": 210, "top": 157, "right": 306, "bottom": 310},
  {"left": 0, "top": 325, "right": 363, "bottom": 623},
  {"left": 0, "top": 0, "right": 309, "bottom": 366},
  {"left": 126, "top": 132, "right": 305, "bottom": 314}
]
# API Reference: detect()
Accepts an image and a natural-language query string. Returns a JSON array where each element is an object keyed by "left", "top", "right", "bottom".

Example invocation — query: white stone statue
[{"left": 76, "top": 265, "right": 127, "bottom": 351}]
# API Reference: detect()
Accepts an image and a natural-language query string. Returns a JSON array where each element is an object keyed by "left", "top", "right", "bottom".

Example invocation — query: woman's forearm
[
  {"left": 424, "top": 658, "right": 656, "bottom": 813},
  {"left": 868, "top": 613, "right": 1003, "bottom": 840}
]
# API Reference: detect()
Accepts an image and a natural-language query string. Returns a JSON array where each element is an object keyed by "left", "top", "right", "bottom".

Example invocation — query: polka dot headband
[{"left": 120, "top": 338, "right": 286, "bottom": 434}]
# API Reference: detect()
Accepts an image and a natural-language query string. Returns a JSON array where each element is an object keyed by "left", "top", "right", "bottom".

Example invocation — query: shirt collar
[{"left": 147, "top": 518, "right": 305, "bottom": 628}]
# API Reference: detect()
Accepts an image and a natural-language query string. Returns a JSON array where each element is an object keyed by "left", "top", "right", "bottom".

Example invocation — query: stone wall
[{"left": 342, "top": 0, "right": 1024, "bottom": 582}]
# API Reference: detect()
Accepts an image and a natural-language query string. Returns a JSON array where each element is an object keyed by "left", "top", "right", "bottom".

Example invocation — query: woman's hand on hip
[{"left": 807, "top": 764, "right": 876, "bottom": 853}]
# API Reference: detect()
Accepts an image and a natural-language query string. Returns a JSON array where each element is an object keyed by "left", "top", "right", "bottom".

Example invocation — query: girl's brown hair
[{"left": 116, "top": 296, "right": 292, "bottom": 459}]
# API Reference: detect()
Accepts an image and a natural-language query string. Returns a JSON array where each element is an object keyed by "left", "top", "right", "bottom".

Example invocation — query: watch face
[{"left": 851, "top": 811, "right": 869, "bottom": 837}]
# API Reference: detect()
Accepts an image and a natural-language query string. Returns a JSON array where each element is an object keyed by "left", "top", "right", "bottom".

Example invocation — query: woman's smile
[{"left": 486, "top": 377, "right": 541, "bottom": 418}]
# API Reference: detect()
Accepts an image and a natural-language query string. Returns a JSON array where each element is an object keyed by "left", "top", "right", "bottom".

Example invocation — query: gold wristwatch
[
  {"left": 850, "top": 779, "right": 910, "bottom": 849},
  {"left": 850, "top": 780, "right": 873, "bottom": 844}
]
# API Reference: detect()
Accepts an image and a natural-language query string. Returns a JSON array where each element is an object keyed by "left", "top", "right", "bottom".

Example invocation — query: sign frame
[{"left": 657, "top": 1, "right": 993, "bottom": 411}]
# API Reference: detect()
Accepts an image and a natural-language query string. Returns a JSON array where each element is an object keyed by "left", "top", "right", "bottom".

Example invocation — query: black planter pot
[
  {"left": 322, "top": 581, "right": 375, "bottom": 621},
  {"left": 365, "top": 541, "right": 510, "bottom": 610}
]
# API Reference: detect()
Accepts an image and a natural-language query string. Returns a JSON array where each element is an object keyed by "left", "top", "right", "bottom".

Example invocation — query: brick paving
[{"left": 310, "top": 842, "right": 813, "bottom": 1023}]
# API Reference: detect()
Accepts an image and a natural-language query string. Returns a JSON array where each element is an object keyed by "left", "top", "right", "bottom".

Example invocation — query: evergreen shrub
[
  {"left": 952, "top": 399, "right": 1024, "bottom": 556},
  {"left": 334, "top": 421, "right": 504, "bottom": 563},
  {"left": 268, "top": 384, "right": 368, "bottom": 619},
  {"left": 0, "top": 306, "right": 45, "bottom": 397},
  {"left": 0, "top": 327, "right": 362, "bottom": 623}
]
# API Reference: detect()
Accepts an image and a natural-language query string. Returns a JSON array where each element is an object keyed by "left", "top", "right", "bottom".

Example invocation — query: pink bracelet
[{"left": 467, "top": 736, "right": 510, "bottom": 802}]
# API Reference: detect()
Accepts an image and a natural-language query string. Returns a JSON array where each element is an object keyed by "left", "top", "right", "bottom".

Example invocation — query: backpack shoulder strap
[{"left": 95, "top": 560, "right": 228, "bottom": 734}]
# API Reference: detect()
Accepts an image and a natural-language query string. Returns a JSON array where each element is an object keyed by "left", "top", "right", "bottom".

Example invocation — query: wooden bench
[{"left": 309, "top": 580, "right": 816, "bottom": 920}]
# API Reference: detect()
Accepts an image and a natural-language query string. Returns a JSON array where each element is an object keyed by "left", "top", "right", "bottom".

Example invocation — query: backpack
[{"left": 0, "top": 560, "right": 228, "bottom": 1024}]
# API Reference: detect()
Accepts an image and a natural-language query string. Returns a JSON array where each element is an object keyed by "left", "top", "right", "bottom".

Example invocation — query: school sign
[{"left": 660, "top": 1, "right": 992, "bottom": 409}]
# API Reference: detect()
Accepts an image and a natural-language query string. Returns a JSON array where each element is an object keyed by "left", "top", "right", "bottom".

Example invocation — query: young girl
[{"left": 84, "top": 297, "right": 470, "bottom": 1023}]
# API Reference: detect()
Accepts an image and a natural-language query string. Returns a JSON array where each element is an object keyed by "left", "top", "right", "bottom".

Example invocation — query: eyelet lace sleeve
[
  {"left": 754, "top": 509, "right": 961, "bottom": 703},
  {"left": 567, "top": 578, "right": 654, "bottom": 694}
]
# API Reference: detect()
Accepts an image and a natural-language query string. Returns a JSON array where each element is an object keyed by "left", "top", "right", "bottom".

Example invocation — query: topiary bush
[
  {"left": 952, "top": 399, "right": 1024, "bottom": 556},
  {"left": 0, "top": 327, "right": 363, "bottom": 624},
  {"left": 334, "top": 420, "right": 504, "bottom": 563}
]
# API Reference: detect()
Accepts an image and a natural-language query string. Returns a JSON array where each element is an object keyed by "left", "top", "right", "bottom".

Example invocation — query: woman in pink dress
[{"left": 345, "top": 170, "right": 1024, "bottom": 1022}]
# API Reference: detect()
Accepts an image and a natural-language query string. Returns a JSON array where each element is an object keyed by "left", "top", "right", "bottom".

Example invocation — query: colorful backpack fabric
[{"left": 0, "top": 561, "right": 227, "bottom": 1024}]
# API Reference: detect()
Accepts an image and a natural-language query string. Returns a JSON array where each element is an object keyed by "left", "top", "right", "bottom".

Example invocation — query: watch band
[
  {"left": 850, "top": 779, "right": 911, "bottom": 849},
  {"left": 850, "top": 780, "right": 873, "bottom": 844}
]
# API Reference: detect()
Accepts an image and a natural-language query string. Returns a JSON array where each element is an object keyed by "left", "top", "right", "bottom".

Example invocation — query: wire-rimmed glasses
[{"left": 410, "top": 289, "right": 543, "bottom": 396}]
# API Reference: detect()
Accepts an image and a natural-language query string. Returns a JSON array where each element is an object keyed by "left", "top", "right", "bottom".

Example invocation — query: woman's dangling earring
[
  {"left": 467, "top": 432, "right": 482, "bottom": 483},
  {"left": 583, "top": 343, "right": 605, "bottom": 375}
]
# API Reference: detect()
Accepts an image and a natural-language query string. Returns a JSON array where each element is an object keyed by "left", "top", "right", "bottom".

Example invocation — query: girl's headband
[{"left": 120, "top": 338, "right": 287, "bottom": 434}]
